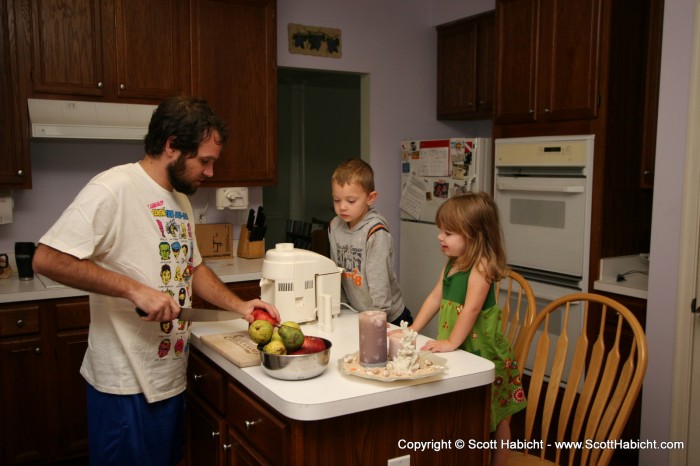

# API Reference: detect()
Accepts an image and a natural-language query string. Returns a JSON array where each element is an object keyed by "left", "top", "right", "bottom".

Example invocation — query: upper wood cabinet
[
  {"left": 494, "top": 0, "right": 603, "bottom": 124},
  {"left": 0, "top": 0, "right": 30, "bottom": 188},
  {"left": 191, "top": 0, "right": 277, "bottom": 187},
  {"left": 19, "top": 0, "right": 191, "bottom": 102},
  {"left": 436, "top": 11, "right": 495, "bottom": 120}
]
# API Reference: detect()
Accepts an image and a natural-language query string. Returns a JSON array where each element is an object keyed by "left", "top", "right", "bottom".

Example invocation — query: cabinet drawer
[
  {"left": 56, "top": 299, "right": 90, "bottom": 331},
  {"left": 226, "top": 381, "right": 289, "bottom": 466},
  {"left": 0, "top": 304, "right": 40, "bottom": 336},
  {"left": 188, "top": 350, "right": 225, "bottom": 413}
]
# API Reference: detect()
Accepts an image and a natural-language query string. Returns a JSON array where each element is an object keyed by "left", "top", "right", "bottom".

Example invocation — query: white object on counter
[
  {"left": 190, "top": 310, "right": 495, "bottom": 421},
  {"left": 317, "top": 293, "right": 333, "bottom": 333},
  {"left": 0, "top": 191, "right": 13, "bottom": 224}
]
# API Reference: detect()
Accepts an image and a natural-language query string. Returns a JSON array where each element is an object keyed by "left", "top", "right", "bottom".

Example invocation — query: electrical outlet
[
  {"left": 387, "top": 455, "right": 410, "bottom": 466},
  {"left": 194, "top": 208, "right": 207, "bottom": 224}
]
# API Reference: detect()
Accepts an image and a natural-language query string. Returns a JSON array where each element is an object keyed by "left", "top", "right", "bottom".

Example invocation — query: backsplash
[{"left": 0, "top": 140, "right": 262, "bottom": 255}]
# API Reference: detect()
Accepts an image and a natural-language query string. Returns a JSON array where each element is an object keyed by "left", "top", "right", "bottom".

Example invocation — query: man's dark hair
[{"left": 144, "top": 96, "right": 229, "bottom": 157}]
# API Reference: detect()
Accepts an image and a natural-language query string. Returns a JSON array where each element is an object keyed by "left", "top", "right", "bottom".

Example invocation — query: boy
[{"left": 329, "top": 158, "right": 412, "bottom": 326}]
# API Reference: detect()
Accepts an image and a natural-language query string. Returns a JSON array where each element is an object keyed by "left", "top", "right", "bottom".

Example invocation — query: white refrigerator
[{"left": 398, "top": 138, "right": 492, "bottom": 338}]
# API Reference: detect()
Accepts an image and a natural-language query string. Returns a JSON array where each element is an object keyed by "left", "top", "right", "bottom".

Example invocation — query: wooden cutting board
[{"left": 200, "top": 331, "right": 260, "bottom": 368}]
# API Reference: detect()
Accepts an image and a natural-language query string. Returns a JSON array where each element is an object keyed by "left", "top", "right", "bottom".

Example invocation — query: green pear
[
  {"left": 279, "top": 324, "right": 304, "bottom": 352},
  {"left": 248, "top": 320, "right": 274, "bottom": 345},
  {"left": 263, "top": 340, "right": 287, "bottom": 355}
]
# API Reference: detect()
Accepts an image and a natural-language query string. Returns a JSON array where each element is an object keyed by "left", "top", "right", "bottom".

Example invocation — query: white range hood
[{"left": 27, "top": 98, "right": 156, "bottom": 140}]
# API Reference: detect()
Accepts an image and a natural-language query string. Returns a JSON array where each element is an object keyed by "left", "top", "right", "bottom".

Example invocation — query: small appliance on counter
[{"left": 260, "top": 243, "right": 342, "bottom": 325}]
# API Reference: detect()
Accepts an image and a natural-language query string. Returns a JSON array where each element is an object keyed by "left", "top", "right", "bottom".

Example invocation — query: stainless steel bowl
[{"left": 258, "top": 337, "right": 332, "bottom": 380}]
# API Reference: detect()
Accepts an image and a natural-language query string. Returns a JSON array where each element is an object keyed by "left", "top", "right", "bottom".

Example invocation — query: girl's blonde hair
[{"left": 435, "top": 192, "right": 509, "bottom": 282}]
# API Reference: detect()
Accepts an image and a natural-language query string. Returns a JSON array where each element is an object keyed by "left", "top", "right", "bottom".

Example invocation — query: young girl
[{"left": 406, "top": 192, "right": 526, "bottom": 466}]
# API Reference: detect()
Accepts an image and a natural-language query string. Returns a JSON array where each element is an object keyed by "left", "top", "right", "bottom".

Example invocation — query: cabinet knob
[
  {"left": 17, "top": 170, "right": 23, "bottom": 176},
  {"left": 643, "top": 170, "right": 651, "bottom": 176},
  {"left": 97, "top": 82, "right": 103, "bottom": 88},
  {"left": 245, "top": 419, "right": 260, "bottom": 430},
  {"left": 529, "top": 109, "right": 534, "bottom": 114},
  {"left": 223, "top": 444, "right": 232, "bottom": 451},
  {"left": 467, "top": 102, "right": 474, "bottom": 107},
  {"left": 16, "top": 319, "right": 24, "bottom": 328},
  {"left": 192, "top": 373, "right": 204, "bottom": 381},
  {"left": 211, "top": 431, "right": 220, "bottom": 439},
  {"left": 120, "top": 84, "right": 125, "bottom": 90},
  {"left": 479, "top": 100, "right": 485, "bottom": 105},
  {"left": 34, "top": 347, "right": 41, "bottom": 354},
  {"left": 544, "top": 108, "right": 551, "bottom": 113}
]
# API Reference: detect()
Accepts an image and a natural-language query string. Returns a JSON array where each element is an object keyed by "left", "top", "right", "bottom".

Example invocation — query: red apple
[
  {"left": 289, "top": 348, "right": 311, "bottom": 355},
  {"left": 251, "top": 308, "right": 277, "bottom": 326},
  {"left": 300, "top": 336, "right": 326, "bottom": 354}
]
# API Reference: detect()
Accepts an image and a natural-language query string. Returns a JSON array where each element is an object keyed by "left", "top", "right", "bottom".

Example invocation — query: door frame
[{"left": 671, "top": 2, "right": 700, "bottom": 464}]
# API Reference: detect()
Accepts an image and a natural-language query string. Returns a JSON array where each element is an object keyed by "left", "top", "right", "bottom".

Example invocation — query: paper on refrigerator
[{"left": 399, "top": 174, "right": 427, "bottom": 219}]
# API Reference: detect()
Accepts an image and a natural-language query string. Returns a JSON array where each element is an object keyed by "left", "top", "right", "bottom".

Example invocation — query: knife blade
[{"left": 135, "top": 307, "right": 241, "bottom": 322}]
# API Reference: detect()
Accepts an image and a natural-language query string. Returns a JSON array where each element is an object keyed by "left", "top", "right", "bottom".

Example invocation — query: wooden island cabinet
[{"left": 185, "top": 313, "right": 495, "bottom": 466}]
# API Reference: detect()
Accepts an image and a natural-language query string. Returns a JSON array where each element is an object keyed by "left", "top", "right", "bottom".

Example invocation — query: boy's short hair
[{"left": 332, "top": 158, "right": 375, "bottom": 194}]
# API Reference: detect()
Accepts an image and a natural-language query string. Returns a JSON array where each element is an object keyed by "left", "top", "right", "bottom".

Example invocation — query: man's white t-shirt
[{"left": 39, "top": 162, "right": 202, "bottom": 402}]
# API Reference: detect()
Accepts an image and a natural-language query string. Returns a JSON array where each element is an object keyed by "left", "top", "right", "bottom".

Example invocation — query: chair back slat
[{"left": 498, "top": 271, "right": 537, "bottom": 359}]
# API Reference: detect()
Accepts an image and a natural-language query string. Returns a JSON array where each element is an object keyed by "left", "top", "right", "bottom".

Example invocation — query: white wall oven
[{"left": 494, "top": 135, "right": 595, "bottom": 384}]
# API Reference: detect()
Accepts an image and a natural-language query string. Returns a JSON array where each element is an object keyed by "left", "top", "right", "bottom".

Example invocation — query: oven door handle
[{"left": 496, "top": 181, "right": 585, "bottom": 193}]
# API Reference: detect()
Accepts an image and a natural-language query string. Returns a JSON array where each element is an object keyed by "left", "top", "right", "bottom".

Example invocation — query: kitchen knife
[
  {"left": 255, "top": 206, "right": 265, "bottom": 227},
  {"left": 135, "top": 307, "right": 241, "bottom": 322},
  {"left": 246, "top": 208, "right": 255, "bottom": 231}
]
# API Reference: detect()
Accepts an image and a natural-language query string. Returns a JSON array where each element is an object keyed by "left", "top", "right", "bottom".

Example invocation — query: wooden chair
[
  {"left": 496, "top": 270, "right": 537, "bottom": 358},
  {"left": 508, "top": 293, "right": 648, "bottom": 466}
]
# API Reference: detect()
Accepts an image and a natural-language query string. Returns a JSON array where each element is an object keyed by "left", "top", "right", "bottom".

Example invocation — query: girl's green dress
[{"left": 437, "top": 261, "right": 527, "bottom": 432}]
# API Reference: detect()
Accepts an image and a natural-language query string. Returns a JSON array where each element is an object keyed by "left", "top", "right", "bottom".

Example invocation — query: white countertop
[
  {"left": 191, "top": 311, "right": 495, "bottom": 422},
  {"left": 0, "top": 257, "right": 264, "bottom": 303}
]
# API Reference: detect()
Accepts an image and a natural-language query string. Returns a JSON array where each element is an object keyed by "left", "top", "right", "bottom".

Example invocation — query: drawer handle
[
  {"left": 192, "top": 373, "right": 204, "bottom": 381},
  {"left": 16, "top": 319, "right": 24, "bottom": 328},
  {"left": 211, "top": 431, "right": 220, "bottom": 439},
  {"left": 245, "top": 419, "right": 261, "bottom": 430}
]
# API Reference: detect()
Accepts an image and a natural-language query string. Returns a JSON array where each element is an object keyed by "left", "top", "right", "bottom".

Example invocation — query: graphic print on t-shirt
[
  {"left": 336, "top": 243, "right": 363, "bottom": 287},
  {"left": 148, "top": 198, "right": 194, "bottom": 360}
]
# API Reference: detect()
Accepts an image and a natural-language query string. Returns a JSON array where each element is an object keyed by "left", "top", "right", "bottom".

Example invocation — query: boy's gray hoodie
[{"left": 329, "top": 209, "right": 405, "bottom": 322}]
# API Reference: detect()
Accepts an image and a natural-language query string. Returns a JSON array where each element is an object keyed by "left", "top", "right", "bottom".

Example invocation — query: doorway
[{"left": 263, "top": 68, "right": 363, "bottom": 250}]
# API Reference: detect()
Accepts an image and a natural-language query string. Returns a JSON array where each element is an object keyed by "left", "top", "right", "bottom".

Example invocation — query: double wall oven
[{"left": 494, "top": 135, "right": 595, "bottom": 383}]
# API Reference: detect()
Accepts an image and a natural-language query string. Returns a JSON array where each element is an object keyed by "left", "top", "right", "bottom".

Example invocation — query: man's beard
[{"left": 167, "top": 154, "right": 197, "bottom": 195}]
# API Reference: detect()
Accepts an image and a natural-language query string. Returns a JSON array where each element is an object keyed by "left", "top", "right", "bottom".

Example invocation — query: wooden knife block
[{"left": 237, "top": 226, "right": 264, "bottom": 259}]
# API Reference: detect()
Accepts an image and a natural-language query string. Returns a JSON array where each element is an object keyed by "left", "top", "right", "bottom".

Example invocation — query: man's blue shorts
[{"left": 87, "top": 384, "right": 186, "bottom": 466}]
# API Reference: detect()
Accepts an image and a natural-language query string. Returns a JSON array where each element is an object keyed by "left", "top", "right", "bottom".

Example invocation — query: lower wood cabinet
[{"left": 0, "top": 297, "right": 90, "bottom": 465}]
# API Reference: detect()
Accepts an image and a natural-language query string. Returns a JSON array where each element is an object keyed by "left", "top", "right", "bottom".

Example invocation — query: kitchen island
[{"left": 189, "top": 311, "right": 495, "bottom": 465}]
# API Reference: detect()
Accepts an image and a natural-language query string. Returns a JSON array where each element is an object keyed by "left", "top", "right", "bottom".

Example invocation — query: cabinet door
[
  {"left": 436, "top": 20, "right": 477, "bottom": 118},
  {"left": 0, "top": 336, "right": 51, "bottom": 464},
  {"left": 112, "top": 0, "right": 191, "bottom": 100},
  {"left": 0, "top": 0, "right": 31, "bottom": 188},
  {"left": 476, "top": 13, "right": 495, "bottom": 114},
  {"left": 55, "top": 331, "right": 89, "bottom": 458},
  {"left": 494, "top": 0, "right": 538, "bottom": 123},
  {"left": 192, "top": 0, "right": 277, "bottom": 186},
  {"left": 186, "top": 394, "right": 226, "bottom": 466},
  {"left": 538, "top": 0, "right": 602, "bottom": 121},
  {"left": 27, "top": 0, "right": 106, "bottom": 97}
]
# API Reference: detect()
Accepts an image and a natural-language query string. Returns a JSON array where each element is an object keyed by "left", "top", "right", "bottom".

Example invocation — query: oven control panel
[{"left": 495, "top": 135, "right": 594, "bottom": 167}]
